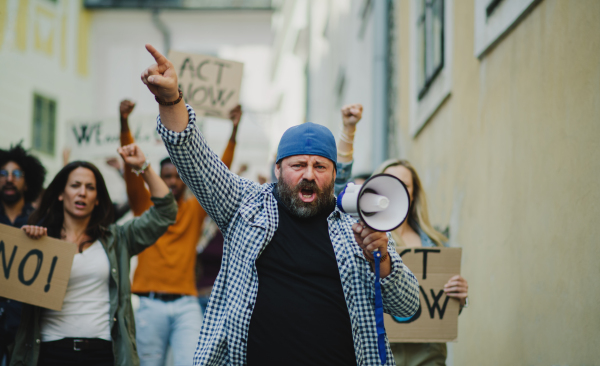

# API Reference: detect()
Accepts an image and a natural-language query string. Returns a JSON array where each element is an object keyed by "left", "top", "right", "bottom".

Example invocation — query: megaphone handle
[{"left": 373, "top": 250, "right": 387, "bottom": 365}]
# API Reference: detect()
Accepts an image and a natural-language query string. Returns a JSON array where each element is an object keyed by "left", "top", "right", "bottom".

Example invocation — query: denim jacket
[{"left": 10, "top": 193, "right": 178, "bottom": 366}]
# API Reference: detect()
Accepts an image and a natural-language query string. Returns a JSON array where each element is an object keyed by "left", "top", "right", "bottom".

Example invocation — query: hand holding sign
[
  {"left": 0, "top": 224, "right": 76, "bottom": 310},
  {"left": 22, "top": 225, "right": 48, "bottom": 239},
  {"left": 141, "top": 44, "right": 180, "bottom": 102},
  {"left": 444, "top": 274, "right": 469, "bottom": 306}
]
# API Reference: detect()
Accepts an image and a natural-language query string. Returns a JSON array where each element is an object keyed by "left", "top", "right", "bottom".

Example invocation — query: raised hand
[
  {"left": 141, "top": 44, "right": 179, "bottom": 102},
  {"left": 22, "top": 225, "right": 47, "bottom": 239},
  {"left": 341, "top": 104, "right": 363, "bottom": 127},
  {"left": 229, "top": 104, "right": 242, "bottom": 128},
  {"left": 120, "top": 100, "right": 136, "bottom": 120},
  {"left": 118, "top": 143, "right": 147, "bottom": 171}
]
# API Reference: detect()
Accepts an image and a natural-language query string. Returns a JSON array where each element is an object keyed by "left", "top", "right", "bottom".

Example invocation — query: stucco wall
[{"left": 396, "top": 0, "right": 600, "bottom": 364}]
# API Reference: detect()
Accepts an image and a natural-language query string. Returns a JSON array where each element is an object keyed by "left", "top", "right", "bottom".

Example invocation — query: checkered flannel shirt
[{"left": 156, "top": 105, "right": 420, "bottom": 366}]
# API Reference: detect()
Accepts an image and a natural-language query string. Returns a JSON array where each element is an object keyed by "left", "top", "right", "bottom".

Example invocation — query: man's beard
[
  {"left": 1, "top": 184, "right": 23, "bottom": 205},
  {"left": 277, "top": 175, "right": 336, "bottom": 219}
]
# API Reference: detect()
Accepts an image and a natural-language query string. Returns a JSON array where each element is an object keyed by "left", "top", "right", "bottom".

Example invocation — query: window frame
[
  {"left": 417, "top": 0, "right": 445, "bottom": 100},
  {"left": 31, "top": 93, "right": 57, "bottom": 156},
  {"left": 409, "top": 0, "right": 453, "bottom": 137},
  {"left": 474, "top": 0, "right": 542, "bottom": 58}
]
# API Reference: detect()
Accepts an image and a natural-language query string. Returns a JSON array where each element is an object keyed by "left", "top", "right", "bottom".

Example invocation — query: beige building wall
[{"left": 396, "top": 0, "right": 600, "bottom": 364}]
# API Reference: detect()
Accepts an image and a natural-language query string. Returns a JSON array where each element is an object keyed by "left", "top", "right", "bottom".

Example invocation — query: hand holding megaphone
[
  {"left": 339, "top": 173, "right": 411, "bottom": 275},
  {"left": 351, "top": 222, "right": 390, "bottom": 266}
]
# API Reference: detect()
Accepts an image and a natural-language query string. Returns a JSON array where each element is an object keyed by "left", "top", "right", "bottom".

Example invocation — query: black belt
[
  {"left": 44, "top": 338, "right": 112, "bottom": 351},
  {"left": 135, "top": 292, "right": 184, "bottom": 302}
]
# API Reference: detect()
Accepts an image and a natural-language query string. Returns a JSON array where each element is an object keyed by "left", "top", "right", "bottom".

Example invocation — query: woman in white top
[
  {"left": 12, "top": 144, "right": 176, "bottom": 366},
  {"left": 374, "top": 159, "right": 469, "bottom": 366}
]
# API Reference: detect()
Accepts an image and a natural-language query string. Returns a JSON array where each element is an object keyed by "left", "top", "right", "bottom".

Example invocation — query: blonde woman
[{"left": 373, "top": 159, "right": 468, "bottom": 366}]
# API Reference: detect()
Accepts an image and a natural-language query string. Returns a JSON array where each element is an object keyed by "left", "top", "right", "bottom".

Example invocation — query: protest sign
[
  {"left": 385, "top": 247, "right": 462, "bottom": 343},
  {"left": 0, "top": 224, "right": 77, "bottom": 311},
  {"left": 168, "top": 50, "right": 244, "bottom": 119},
  {"left": 66, "top": 114, "right": 166, "bottom": 159}
]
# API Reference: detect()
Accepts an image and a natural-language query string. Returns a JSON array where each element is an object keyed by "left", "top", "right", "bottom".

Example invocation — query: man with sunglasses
[{"left": 0, "top": 143, "right": 46, "bottom": 366}]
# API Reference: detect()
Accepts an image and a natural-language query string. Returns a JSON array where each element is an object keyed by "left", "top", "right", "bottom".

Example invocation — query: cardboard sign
[
  {"left": 385, "top": 247, "right": 462, "bottom": 343},
  {"left": 168, "top": 50, "right": 244, "bottom": 119},
  {"left": 66, "top": 115, "right": 166, "bottom": 159},
  {"left": 0, "top": 224, "right": 77, "bottom": 311}
]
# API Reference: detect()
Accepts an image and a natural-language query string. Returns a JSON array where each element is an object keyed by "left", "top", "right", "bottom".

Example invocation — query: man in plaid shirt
[{"left": 141, "top": 44, "right": 420, "bottom": 366}]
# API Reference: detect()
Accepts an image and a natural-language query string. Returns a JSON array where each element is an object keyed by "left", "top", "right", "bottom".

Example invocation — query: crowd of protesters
[{"left": 0, "top": 43, "right": 469, "bottom": 366}]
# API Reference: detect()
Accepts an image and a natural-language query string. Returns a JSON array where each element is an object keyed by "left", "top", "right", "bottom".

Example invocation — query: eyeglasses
[{"left": 0, "top": 169, "right": 24, "bottom": 179}]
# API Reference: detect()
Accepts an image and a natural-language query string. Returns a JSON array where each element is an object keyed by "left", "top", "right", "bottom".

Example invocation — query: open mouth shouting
[
  {"left": 299, "top": 187, "right": 316, "bottom": 203},
  {"left": 74, "top": 200, "right": 88, "bottom": 210}
]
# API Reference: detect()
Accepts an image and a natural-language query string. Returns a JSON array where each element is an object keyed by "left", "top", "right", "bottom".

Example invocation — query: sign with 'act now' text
[
  {"left": 168, "top": 50, "right": 244, "bottom": 119},
  {"left": 385, "top": 247, "right": 462, "bottom": 342}
]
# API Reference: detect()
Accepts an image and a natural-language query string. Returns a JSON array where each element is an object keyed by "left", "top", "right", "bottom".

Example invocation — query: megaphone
[{"left": 336, "top": 173, "right": 410, "bottom": 232}]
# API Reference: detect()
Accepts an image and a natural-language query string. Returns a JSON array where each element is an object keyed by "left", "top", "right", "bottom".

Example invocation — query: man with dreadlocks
[{"left": 0, "top": 143, "right": 46, "bottom": 365}]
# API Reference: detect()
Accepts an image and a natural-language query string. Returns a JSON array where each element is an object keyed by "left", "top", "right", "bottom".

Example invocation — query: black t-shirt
[{"left": 246, "top": 189, "right": 356, "bottom": 366}]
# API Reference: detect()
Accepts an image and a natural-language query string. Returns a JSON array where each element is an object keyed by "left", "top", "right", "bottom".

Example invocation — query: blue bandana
[{"left": 276, "top": 122, "right": 337, "bottom": 171}]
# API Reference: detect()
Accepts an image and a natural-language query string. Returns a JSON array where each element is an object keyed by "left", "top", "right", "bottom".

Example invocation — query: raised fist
[
  {"left": 341, "top": 104, "right": 363, "bottom": 127},
  {"left": 229, "top": 105, "right": 242, "bottom": 127},
  {"left": 118, "top": 143, "right": 147, "bottom": 171},
  {"left": 120, "top": 100, "right": 136, "bottom": 119}
]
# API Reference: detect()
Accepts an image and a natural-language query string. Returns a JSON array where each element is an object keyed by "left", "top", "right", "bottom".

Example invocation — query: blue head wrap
[{"left": 275, "top": 122, "right": 337, "bottom": 171}]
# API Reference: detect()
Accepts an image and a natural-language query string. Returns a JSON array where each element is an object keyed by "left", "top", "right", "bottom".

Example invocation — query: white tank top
[{"left": 41, "top": 241, "right": 112, "bottom": 341}]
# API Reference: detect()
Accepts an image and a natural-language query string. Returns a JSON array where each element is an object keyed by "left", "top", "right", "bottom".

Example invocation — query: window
[
  {"left": 358, "top": 0, "right": 373, "bottom": 39},
  {"left": 409, "top": 0, "right": 452, "bottom": 136},
  {"left": 474, "top": 0, "right": 541, "bottom": 58},
  {"left": 417, "top": 0, "right": 444, "bottom": 100},
  {"left": 32, "top": 94, "right": 56, "bottom": 155}
]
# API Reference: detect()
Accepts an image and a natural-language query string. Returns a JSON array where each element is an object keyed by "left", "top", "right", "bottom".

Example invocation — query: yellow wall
[{"left": 396, "top": 0, "right": 600, "bottom": 364}]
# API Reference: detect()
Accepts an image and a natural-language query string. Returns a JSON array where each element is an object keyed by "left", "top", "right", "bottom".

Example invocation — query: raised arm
[
  {"left": 338, "top": 104, "right": 362, "bottom": 163},
  {"left": 118, "top": 100, "right": 153, "bottom": 216},
  {"left": 334, "top": 104, "right": 363, "bottom": 195},
  {"left": 222, "top": 104, "right": 242, "bottom": 169},
  {"left": 118, "top": 143, "right": 170, "bottom": 199},
  {"left": 141, "top": 44, "right": 189, "bottom": 132},
  {"left": 141, "top": 44, "right": 256, "bottom": 230}
]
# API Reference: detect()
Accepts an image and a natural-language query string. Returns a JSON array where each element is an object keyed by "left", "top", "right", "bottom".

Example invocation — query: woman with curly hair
[{"left": 10, "top": 144, "right": 177, "bottom": 366}]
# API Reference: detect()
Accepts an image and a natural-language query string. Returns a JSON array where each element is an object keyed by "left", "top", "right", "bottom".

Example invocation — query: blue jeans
[
  {"left": 135, "top": 296, "right": 202, "bottom": 366},
  {"left": 197, "top": 295, "right": 210, "bottom": 315}
]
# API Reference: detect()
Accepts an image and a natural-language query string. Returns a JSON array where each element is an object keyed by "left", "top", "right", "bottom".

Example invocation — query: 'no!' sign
[{"left": 0, "top": 224, "right": 76, "bottom": 311}]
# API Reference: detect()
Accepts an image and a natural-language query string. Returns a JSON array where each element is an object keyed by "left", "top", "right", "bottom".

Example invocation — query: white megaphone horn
[{"left": 336, "top": 173, "right": 410, "bottom": 232}]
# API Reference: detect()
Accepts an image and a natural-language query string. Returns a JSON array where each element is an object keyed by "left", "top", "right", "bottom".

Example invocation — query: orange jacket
[{"left": 121, "top": 131, "right": 235, "bottom": 295}]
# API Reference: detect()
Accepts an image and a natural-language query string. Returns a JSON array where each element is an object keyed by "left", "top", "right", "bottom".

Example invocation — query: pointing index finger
[{"left": 145, "top": 44, "right": 168, "bottom": 65}]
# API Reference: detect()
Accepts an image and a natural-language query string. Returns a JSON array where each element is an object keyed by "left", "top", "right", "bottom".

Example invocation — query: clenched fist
[
  {"left": 341, "top": 104, "right": 363, "bottom": 127},
  {"left": 118, "top": 143, "right": 147, "bottom": 171},
  {"left": 120, "top": 100, "right": 136, "bottom": 120}
]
